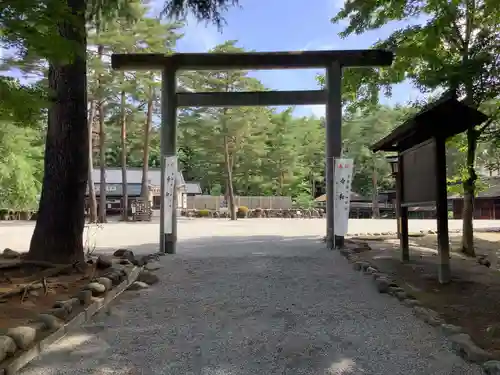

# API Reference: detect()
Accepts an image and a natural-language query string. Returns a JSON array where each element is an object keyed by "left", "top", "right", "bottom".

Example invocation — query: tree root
[
  {"left": 0, "top": 261, "right": 85, "bottom": 301},
  {"left": 0, "top": 281, "right": 44, "bottom": 301},
  {"left": 0, "top": 260, "right": 78, "bottom": 270}
]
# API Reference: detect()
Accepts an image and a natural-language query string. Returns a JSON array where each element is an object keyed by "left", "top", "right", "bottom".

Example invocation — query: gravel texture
[{"left": 19, "top": 235, "right": 483, "bottom": 375}]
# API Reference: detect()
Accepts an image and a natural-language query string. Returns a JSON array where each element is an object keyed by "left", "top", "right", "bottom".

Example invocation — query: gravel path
[{"left": 20, "top": 235, "right": 483, "bottom": 375}]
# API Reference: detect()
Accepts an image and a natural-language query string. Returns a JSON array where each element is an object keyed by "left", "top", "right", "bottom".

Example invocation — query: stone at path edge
[
  {"left": 483, "top": 361, "right": 500, "bottom": 375},
  {"left": 5, "top": 326, "right": 40, "bottom": 350},
  {"left": 0, "top": 335, "right": 16, "bottom": 362},
  {"left": 85, "top": 282, "right": 106, "bottom": 296}
]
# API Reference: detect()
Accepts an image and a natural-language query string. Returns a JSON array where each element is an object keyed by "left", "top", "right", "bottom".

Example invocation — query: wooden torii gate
[{"left": 111, "top": 50, "right": 394, "bottom": 254}]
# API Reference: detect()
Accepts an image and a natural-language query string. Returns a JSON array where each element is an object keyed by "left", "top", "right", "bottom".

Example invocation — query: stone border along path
[
  {"left": 17, "top": 238, "right": 486, "bottom": 374},
  {"left": 0, "top": 251, "right": 162, "bottom": 375},
  {"left": 0, "top": 220, "right": 496, "bottom": 375},
  {"left": 339, "top": 243, "right": 500, "bottom": 375}
]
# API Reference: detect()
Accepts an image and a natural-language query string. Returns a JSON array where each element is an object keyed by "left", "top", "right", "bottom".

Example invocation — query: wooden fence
[{"left": 186, "top": 195, "right": 293, "bottom": 210}]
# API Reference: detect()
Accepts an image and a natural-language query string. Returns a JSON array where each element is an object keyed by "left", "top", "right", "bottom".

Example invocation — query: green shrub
[
  {"left": 237, "top": 206, "right": 249, "bottom": 218},
  {"left": 0, "top": 209, "right": 8, "bottom": 220},
  {"left": 198, "top": 209, "right": 211, "bottom": 217}
]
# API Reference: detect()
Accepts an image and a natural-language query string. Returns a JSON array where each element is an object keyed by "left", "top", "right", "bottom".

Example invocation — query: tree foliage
[
  {"left": 328, "top": 0, "right": 499, "bottom": 256},
  {"left": 1, "top": 0, "right": 241, "bottom": 262}
]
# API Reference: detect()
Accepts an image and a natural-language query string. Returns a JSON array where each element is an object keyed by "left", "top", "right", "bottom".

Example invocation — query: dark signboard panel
[{"left": 401, "top": 139, "right": 437, "bottom": 206}]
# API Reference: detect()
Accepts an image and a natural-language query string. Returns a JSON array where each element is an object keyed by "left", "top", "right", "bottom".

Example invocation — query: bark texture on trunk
[
  {"left": 120, "top": 90, "right": 128, "bottom": 221},
  {"left": 98, "top": 99, "right": 106, "bottom": 223},
  {"left": 223, "top": 135, "right": 237, "bottom": 220},
  {"left": 97, "top": 45, "right": 107, "bottom": 223},
  {"left": 27, "top": 0, "right": 87, "bottom": 264},
  {"left": 279, "top": 168, "right": 284, "bottom": 196},
  {"left": 461, "top": 127, "right": 477, "bottom": 256},
  {"left": 87, "top": 100, "right": 98, "bottom": 223},
  {"left": 371, "top": 166, "right": 380, "bottom": 219},
  {"left": 311, "top": 172, "right": 316, "bottom": 199},
  {"left": 141, "top": 96, "right": 153, "bottom": 200}
]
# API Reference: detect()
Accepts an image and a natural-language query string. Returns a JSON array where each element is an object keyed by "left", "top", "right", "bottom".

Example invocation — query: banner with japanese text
[
  {"left": 164, "top": 156, "right": 177, "bottom": 234},
  {"left": 333, "top": 158, "right": 354, "bottom": 236}
]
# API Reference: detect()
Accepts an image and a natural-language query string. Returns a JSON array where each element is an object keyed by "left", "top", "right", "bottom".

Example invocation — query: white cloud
[
  {"left": 300, "top": 40, "right": 337, "bottom": 52},
  {"left": 308, "top": 105, "right": 326, "bottom": 117},
  {"left": 296, "top": 105, "right": 325, "bottom": 118},
  {"left": 328, "top": 0, "right": 350, "bottom": 28},
  {"left": 330, "top": 0, "right": 347, "bottom": 11}
]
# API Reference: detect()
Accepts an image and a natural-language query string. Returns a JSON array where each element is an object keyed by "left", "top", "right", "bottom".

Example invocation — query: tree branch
[
  {"left": 439, "top": 0, "right": 466, "bottom": 49},
  {"left": 477, "top": 108, "right": 500, "bottom": 136}
]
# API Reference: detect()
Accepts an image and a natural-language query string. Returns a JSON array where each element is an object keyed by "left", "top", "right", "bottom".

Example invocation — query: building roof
[
  {"left": 185, "top": 182, "right": 202, "bottom": 195},
  {"left": 91, "top": 168, "right": 202, "bottom": 194},
  {"left": 449, "top": 176, "right": 500, "bottom": 199}
]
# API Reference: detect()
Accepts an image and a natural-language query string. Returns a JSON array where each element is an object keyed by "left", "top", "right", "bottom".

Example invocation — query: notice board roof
[{"left": 371, "top": 92, "right": 489, "bottom": 153}]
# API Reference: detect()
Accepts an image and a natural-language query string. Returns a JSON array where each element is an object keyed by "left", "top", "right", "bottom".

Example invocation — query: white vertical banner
[
  {"left": 164, "top": 156, "right": 177, "bottom": 234},
  {"left": 182, "top": 193, "right": 187, "bottom": 209},
  {"left": 334, "top": 158, "right": 354, "bottom": 236}
]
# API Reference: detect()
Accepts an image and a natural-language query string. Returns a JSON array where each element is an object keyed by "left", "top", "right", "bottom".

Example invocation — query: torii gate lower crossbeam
[{"left": 111, "top": 50, "right": 394, "bottom": 253}]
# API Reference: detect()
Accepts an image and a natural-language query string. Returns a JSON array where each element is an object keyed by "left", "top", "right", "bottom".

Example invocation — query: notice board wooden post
[
  {"left": 371, "top": 91, "right": 488, "bottom": 284},
  {"left": 397, "top": 153, "right": 409, "bottom": 262},
  {"left": 435, "top": 136, "right": 451, "bottom": 283}
]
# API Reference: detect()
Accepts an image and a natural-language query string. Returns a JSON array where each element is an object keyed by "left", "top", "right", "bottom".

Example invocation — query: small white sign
[
  {"left": 333, "top": 158, "right": 354, "bottom": 236},
  {"left": 164, "top": 156, "right": 177, "bottom": 234},
  {"left": 182, "top": 193, "right": 187, "bottom": 209}
]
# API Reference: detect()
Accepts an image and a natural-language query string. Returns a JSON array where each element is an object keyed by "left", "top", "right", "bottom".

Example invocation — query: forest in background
[
  {"left": 1, "top": 2, "right": 497, "bottom": 216},
  {"left": 1, "top": 0, "right": 498, "bottom": 262}
]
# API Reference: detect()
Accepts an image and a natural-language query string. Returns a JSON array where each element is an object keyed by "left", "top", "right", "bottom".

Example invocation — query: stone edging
[
  {"left": 338, "top": 247, "right": 500, "bottom": 374},
  {"left": 0, "top": 264, "right": 143, "bottom": 375}
]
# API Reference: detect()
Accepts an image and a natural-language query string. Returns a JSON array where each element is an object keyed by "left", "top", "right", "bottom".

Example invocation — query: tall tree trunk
[
  {"left": 372, "top": 165, "right": 380, "bottom": 219},
  {"left": 26, "top": 0, "right": 87, "bottom": 264},
  {"left": 98, "top": 99, "right": 107, "bottom": 223},
  {"left": 97, "top": 46, "right": 106, "bottom": 223},
  {"left": 460, "top": 5, "right": 477, "bottom": 256},
  {"left": 311, "top": 172, "right": 316, "bottom": 198},
  {"left": 462, "top": 128, "right": 477, "bottom": 256},
  {"left": 224, "top": 180, "right": 229, "bottom": 206},
  {"left": 279, "top": 163, "right": 284, "bottom": 195},
  {"left": 223, "top": 135, "right": 237, "bottom": 220},
  {"left": 141, "top": 95, "right": 154, "bottom": 200},
  {"left": 87, "top": 100, "right": 98, "bottom": 223},
  {"left": 120, "top": 90, "right": 128, "bottom": 221}
]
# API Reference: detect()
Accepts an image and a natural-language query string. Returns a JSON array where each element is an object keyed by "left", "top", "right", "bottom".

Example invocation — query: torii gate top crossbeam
[
  {"left": 111, "top": 49, "right": 393, "bottom": 71},
  {"left": 112, "top": 49, "right": 394, "bottom": 254}
]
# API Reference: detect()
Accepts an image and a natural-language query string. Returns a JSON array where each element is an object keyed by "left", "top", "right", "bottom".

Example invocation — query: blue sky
[
  {"left": 1, "top": 0, "right": 426, "bottom": 117},
  {"left": 156, "top": 0, "right": 426, "bottom": 116}
]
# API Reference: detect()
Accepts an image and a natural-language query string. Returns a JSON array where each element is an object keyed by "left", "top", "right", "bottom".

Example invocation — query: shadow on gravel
[
  {"left": 20, "top": 234, "right": 368, "bottom": 375},
  {"left": 21, "top": 326, "right": 363, "bottom": 375},
  {"left": 20, "top": 330, "right": 147, "bottom": 375},
  {"left": 94, "top": 235, "right": 327, "bottom": 258}
]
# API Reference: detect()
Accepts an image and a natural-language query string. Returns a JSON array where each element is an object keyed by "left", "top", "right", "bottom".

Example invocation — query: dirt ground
[
  {"left": 0, "top": 256, "right": 100, "bottom": 330},
  {"left": 350, "top": 232, "right": 500, "bottom": 357}
]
